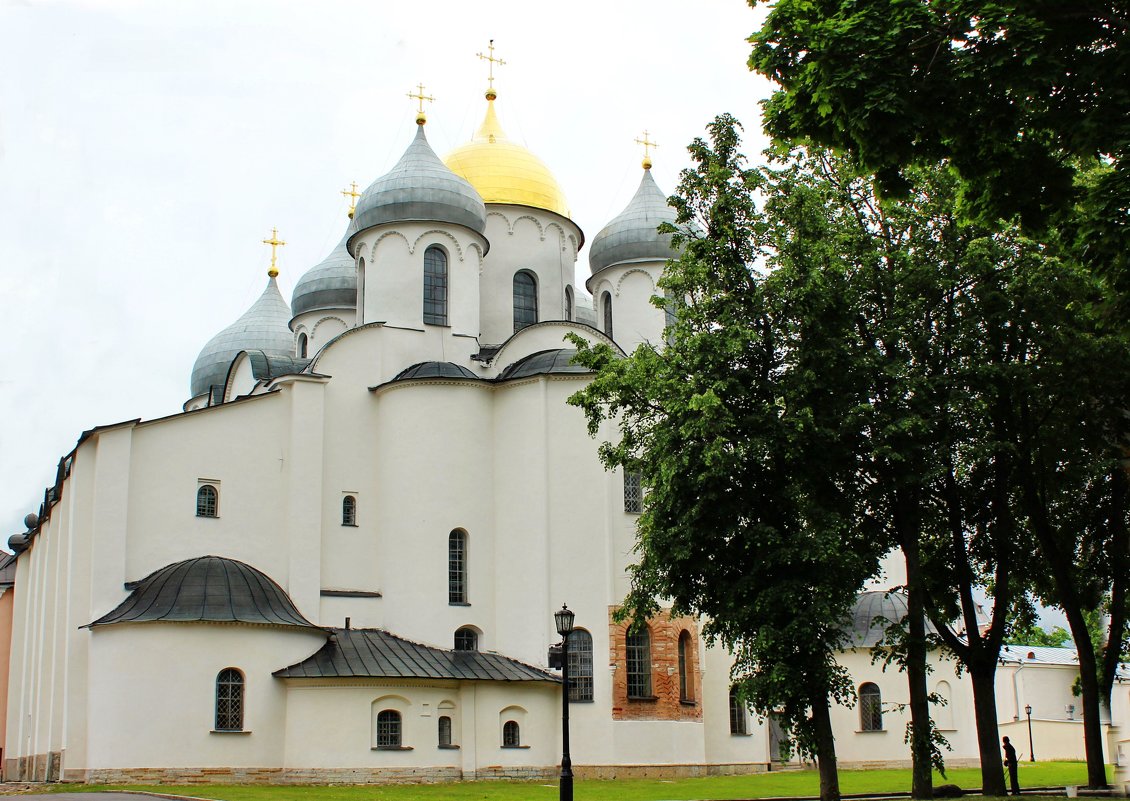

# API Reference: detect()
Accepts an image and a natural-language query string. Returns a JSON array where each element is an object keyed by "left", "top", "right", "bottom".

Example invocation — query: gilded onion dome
[
  {"left": 291, "top": 232, "right": 356, "bottom": 318},
  {"left": 444, "top": 94, "right": 570, "bottom": 219},
  {"left": 190, "top": 275, "right": 294, "bottom": 398},
  {"left": 348, "top": 124, "right": 486, "bottom": 246},
  {"left": 588, "top": 166, "right": 679, "bottom": 275}
]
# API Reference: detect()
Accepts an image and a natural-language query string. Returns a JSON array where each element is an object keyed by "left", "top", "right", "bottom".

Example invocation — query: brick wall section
[{"left": 609, "top": 607, "right": 703, "bottom": 722}]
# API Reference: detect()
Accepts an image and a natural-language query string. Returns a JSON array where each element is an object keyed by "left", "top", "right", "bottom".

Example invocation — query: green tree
[{"left": 1006, "top": 623, "right": 1072, "bottom": 649}]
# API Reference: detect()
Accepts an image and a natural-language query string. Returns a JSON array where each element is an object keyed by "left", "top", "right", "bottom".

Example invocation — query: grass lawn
[{"left": 63, "top": 761, "right": 1104, "bottom": 801}]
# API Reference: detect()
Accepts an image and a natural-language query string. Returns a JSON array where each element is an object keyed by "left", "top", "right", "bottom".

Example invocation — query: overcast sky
[{"left": 0, "top": 0, "right": 773, "bottom": 536}]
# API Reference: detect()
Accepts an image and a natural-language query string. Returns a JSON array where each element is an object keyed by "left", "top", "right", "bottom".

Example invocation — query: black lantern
[
  {"left": 555, "top": 604, "right": 575, "bottom": 801},
  {"left": 555, "top": 604, "right": 575, "bottom": 637},
  {"left": 1024, "top": 704, "right": 1035, "bottom": 762}
]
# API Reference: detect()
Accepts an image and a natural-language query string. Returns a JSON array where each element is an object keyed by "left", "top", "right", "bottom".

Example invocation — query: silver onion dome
[
  {"left": 348, "top": 125, "right": 487, "bottom": 247},
  {"left": 190, "top": 276, "right": 294, "bottom": 399},
  {"left": 291, "top": 233, "right": 356, "bottom": 318},
  {"left": 588, "top": 168, "right": 679, "bottom": 275}
]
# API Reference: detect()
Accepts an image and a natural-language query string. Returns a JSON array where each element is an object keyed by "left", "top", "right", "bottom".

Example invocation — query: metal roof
[
  {"left": 845, "top": 590, "right": 939, "bottom": 647},
  {"left": 86, "top": 555, "right": 320, "bottom": 631},
  {"left": 588, "top": 168, "right": 679, "bottom": 275},
  {"left": 291, "top": 232, "right": 357, "bottom": 318},
  {"left": 393, "top": 361, "right": 481, "bottom": 381},
  {"left": 498, "top": 349, "right": 591, "bottom": 380},
  {"left": 274, "top": 627, "right": 560, "bottom": 682},
  {"left": 0, "top": 550, "right": 16, "bottom": 588},
  {"left": 235, "top": 350, "right": 311, "bottom": 383}
]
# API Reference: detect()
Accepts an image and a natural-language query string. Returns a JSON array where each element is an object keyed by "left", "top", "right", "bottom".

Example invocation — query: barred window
[
  {"left": 502, "top": 720, "right": 520, "bottom": 747},
  {"left": 602, "top": 292, "right": 613, "bottom": 338},
  {"left": 729, "top": 685, "right": 748, "bottom": 735},
  {"left": 625, "top": 626, "right": 652, "bottom": 698},
  {"left": 568, "top": 629, "right": 594, "bottom": 703},
  {"left": 624, "top": 471, "right": 642, "bottom": 514},
  {"left": 423, "top": 246, "right": 448, "bottom": 325},
  {"left": 438, "top": 715, "right": 452, "bottom": 747},
  {"left": 860, "top": 682, "right": 883, "bottom": 731},
  {"left": 513, "top": 271, "right": 538, "bottom": 332},
  {"left": 197, "top": 484, "right": 218, "bottom": 518},
  {"left": 215, "top": 668, "right": 244, "bottom": 731},
  {"left": 454, "top": 627, "right": 477, "bottom": 651},
  {"left": 376, "top": 710, "right": 401, "bottom": 748},
  {"left": 448, "top": 530, "right": 467, "bottom": 603},
  {"left": 342, "top": 495, "right": 357, "bottom": 526},
  {"left": 678, "top": 630, "right": 695, "bottom": 701}
]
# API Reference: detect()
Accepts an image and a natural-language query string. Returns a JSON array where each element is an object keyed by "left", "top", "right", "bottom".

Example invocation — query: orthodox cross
[
  {"left": 341, "top": 181, "right": 361, "bottom": 219},
  {"left": 635, "top": 130, "right": 658, "bottom": 169},
  {"left": 407, "top": 82, "right": 435, "bottom": 123},
  {"left": 262, "top": 227, "right": 286, "bottom": 278},
  {"left": 477, "top": 39, "right": 505, "bottom": 94}
]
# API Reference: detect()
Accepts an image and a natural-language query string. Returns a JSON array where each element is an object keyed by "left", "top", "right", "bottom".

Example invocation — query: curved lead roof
[
  {"left": 393, "top": 361, "right": 480, "bottom": 381},
  {"left": 190, "top": 277, "right": 295, "bottom": 399},
  {"left": 349, "top": 125, "right": 487, "bottom": 247},
  {"left": 499, "top": 348, "right": 591, "bottom": 380},
  {"left": 291, "top": 233, "right": 357, "bottom": 318},
  {"left": 87, "top": 555, "right": 320, "bottom": 630},
  {"left": 588, "top": 168, "right": 679, "bottom": 275}
]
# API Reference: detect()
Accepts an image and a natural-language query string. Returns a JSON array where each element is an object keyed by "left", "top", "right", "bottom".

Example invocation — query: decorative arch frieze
[
  {"left": 615, "top": 268, "right": 658, "bottom": 296},
  {"left": 368, "top": 230, "right": 413, "bottom": 260},
  {"left": 511, "top": 214, "right": 546, "bottom": 241},
  {"left": 412, "top": 229, "right": 466, "bottom": 261},
  {"left": 311, "top": 316, "right": 348, "bottom": 337}
]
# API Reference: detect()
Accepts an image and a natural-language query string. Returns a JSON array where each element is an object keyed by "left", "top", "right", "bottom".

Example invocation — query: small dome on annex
[
  {"left": 589, "top": 165, "right": 679, "bottom": 275},
  {"left": 291, "top": 233, "right": 356, "bottom": 318},
  {"left": 499, "top": 348, "right": 592, "bottom": 380}
]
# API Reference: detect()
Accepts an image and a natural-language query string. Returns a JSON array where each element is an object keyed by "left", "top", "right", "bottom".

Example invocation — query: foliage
[{"left": 1005, "top": 623, "right": 1072, "bottom": 649}]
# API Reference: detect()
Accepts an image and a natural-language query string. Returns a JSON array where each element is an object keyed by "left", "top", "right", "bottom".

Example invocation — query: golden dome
[{"left": 444, "top": 94, "right": 570, "bottom": 219}]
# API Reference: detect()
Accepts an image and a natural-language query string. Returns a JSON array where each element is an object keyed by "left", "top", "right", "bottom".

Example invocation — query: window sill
[
  {"left": 372, "top": 745, "right": 414, "bottom": 751},
  {"left": 210, "top": 729, "right": 250, "bottom": 735},
  {"left": 438, "top": 744, "right": 461, "bottom": 750},
  {"left": 449, "top": 601, "right": 471, "bottom": 607},
  {"left": 680, "top": 699, "right": 697, "bottom": 706},
  {"left": 341, "top": 523, "right": 358, "bottom": 528},
  {"left": 501, "top": 745, "right": 530, "bottom": 749},
  {"left": 196, "top": 515, "right": 220, "bottom": 520},
  {"left": 569, "top": 698, "right": 595, "bottom": 704},
  {"left": 627, "top": 695, "right": 658, "bottom": 702},
  {"left": 856, "top": 729, "right": 887, "bottom": 734},
  {"left": 730, "top": 731, "right": 752, "bottom": 737}
]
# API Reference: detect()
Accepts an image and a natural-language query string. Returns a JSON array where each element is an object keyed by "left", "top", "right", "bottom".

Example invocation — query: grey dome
[
  {"left": 190, "top": 277, "right": 294, "bottom": 398},
  {"left": 499, "top": 349, "right": 592, "bottom": 380},
  {"left": 393, "top": 361, "right": 480, "bottom": 381},
  {"left": 86, "top": 555, "right": 319, "bottom": 630},
  {"left": 589, "top": 169, "right": 679, "bottom": 275},
  {"left": 349, "top": 125, "right": 487, "bottom": 246},
  {"left": 291, "top": 233, "right": 356, "bottom": 318},
  {"left": 846, "top": 591, "right": 913, "bottom": 647}
]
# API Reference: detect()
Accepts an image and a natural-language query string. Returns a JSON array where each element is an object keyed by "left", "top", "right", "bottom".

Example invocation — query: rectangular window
[
  {"left": 729, "top": 687, "right": 748, "bottom": 735},
  {"left": 625, "top": 629, "right": 652, "bottom": 698},
  {"left": 624, "top": 471, "right": 642, "bottom": 514}
]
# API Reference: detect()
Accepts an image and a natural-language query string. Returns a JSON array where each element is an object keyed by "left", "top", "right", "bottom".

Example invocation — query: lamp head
[
  {"left": 1025, "top": 704, "right": 1032, "bottom": 715},
  {"left": 554, "top": 604, "right": 575, "bottom": 636}
]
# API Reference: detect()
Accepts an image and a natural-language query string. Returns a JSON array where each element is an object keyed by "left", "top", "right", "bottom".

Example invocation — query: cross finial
[
  {"left": 262, "top": 227, "right": 286, "bottom": 278},
  {"left": 476, "top": 39, "right": 505, "bottom": 99},
  {"left": 407, "top": 82, "right": 435, "bottom": 125},
  {"left": 341, "top": 181, "right": 361, "bottom": 220},
  {"left": 635, "top": 130, "right": 658, "bottom": 170}
]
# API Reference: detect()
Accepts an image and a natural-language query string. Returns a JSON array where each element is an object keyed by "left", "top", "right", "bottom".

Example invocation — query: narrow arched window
[
  {"left": 729, "top": 685, "right": 748, "bottom": 735},
  {"left": 297, "top": 332, "right": 308, "bottom": 358},
  {"left": 376, "top": 710, "right": 402, "bottom": 748},
  {"left": 565, "top": 286, "right": 574, "bottom": 321},
  {"left": 196, "top": 484, "right": 218, "bottom": 518},
  {"left": 860, "top": 682, "right": 883, "bottom": 731},
  {"left": 678, "top": 630, "right": 695, "bottom": 702},
  {"left": 356, "top": 257, "right": 366, "bottom": 326},
  {"left": 624, "top": 470, "right": 643, "bottom": 513},
  {"left": 625, "top": 625, "right": 652, "bottom": 698},
  {"left": 423, "top": 246, "right": 448, "bottom": 325},
  {"left": 342, "top": 495, "right": 357, "bottom": 526},
  {"left": 448, "top": 529, "right": 467, "bottom": 603},
  {"left": 454, "top": 627, "right": 477, "bottom": 651},
  {"left": 601, "top": 291, "right": 613, "bottom": 338},
  {"left": 215, "top": 668, "right": 244, "bottom": 731},
  {"left": 438, "top": 715, "right": 452, "bottom": 747},
  {"left": 513, "top": 270, "right": 538, "bottom": 331},
  {"left": 502, "top": 720, "right": 520, "bottom": 747},
  {"left": 568, "top": 628, "right": 593, "bottom": 702}
]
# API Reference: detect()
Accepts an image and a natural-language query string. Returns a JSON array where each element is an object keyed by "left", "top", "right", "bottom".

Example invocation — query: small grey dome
[
  {"left": 291, "top": 233, "right": 356, "bottom": 318},
  {"left": 349, "top": 125, "right": 487, "bottom": 246},
  {"left": 87, "top": 555, "right": 320, "bottom": 630},
  {"left": 846, "top": 591, "right": 912, "bottom": 647},
  {"left": 190, "top": 277, "right": 294, "bottom": 399},
  {"left": 589, "top": 169, "right": 679, "bottom": 275},
  {"left": 393, "top": 361, "right": 480, "bottom": 381},
  {"left": 499, "top": 349, "right": 592, "bottom": 380}
]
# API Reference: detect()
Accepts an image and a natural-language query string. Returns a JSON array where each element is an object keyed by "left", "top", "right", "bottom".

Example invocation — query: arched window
[
  {"left": 454, "top": 627, "right": 477, "bottom": 651},
  {"left": 376, "top": 710, "right": 402, "bottom": 748},
  {"left": 513, "top": 270, "right": 538, "bottom": 331},
  {"left": 438, "top": 715, "right": 452, "bottom": 747},
  {"left": 423, "top": 246, "right": 448, "bottom": 325},
  {"left": 215, "top": 668, "right": 244, "bottom": 731},
  {"left": 196, "top": 484, "right": 218, "bottom": 518},
  {"left": 601, "top": 291, "right": 613, "bottom": 338},
  {"left": 297, "top": 332, "right": 308, "bottom": 358},
  {"left": 624, "top": 470, "right": 643, "bottom": 513},
  {"left": 860, "top": 682, "right": 883, "bottom": 731},
  {"left": 932, "top": 680, "right": 953, "bottom": 729},
  {"left": 356, "top": 257, "right": 366, "bottom": 326},
  {"left": 342, "top": 495, "right": 357, "bottom": 526},
  {"left": 729, "top": 685, "right": 748, "bottom": 735},
  {"left": 502, "top": 720, "right": 520, "bottom": 747},
  {"left": 565, "top": 286, "right": 574, "bottom": 321},
  {"left": 448, "top": 530, "right": 467, "bottom": 604},
  {"left": 568, "top": 629, "right": 594, "bottom": 702},
  {"left": 625, "top": 625, "right": 652, "bottom": 698},
  {"left": 678, "top": 630, "right": 695, "bottom": 702}
]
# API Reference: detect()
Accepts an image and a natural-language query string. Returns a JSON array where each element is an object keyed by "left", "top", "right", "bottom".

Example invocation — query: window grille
[
  {"left": 197, "top": 485, "right": 218, "bottom": 518},
  {"left": 448, "top": 530, "right": 466, "bottom": 603},
  {"left": 602, "top": 292, "right": 613, "bottom": 338},
  {"left": 342, "top": 495, "right": 357, "bottom": 526},
  {"left": 568, "top": 629, "right": 594, "bottom": 702},
  {"left": 215, "top": 668, "right": 244, "bottom": 731},
  {"left": 860, "top": 683, "right": 883, "bottom": 731},
  {"left": 502, "top": 720, "right": 520, "bottom": 747},
  {"left": 625, "top": 626, "right": 652, "bottom": 698},
  {"left": 729, "top": 685, "right": 748, "bottom": 735},
  {"left": 438, "top": 715, "right": 452, "bottom": 747},
  {"left": 678, "top": 631, "right": 694, "bottom": 701},
  {"left": 423, "top": 246, "right": 448, "bottom": 325},
  {"left": 454, "top": 627, "right": 477, "bottom": 651},
  {"left": 376, "top": 710, "right": 401, "bottom": 748},
  {"left": 513, "top": 271, "right": 538, "bottom": 331},
  {"left": 624, "top": 471, "right": 643, "bottom": 514}
]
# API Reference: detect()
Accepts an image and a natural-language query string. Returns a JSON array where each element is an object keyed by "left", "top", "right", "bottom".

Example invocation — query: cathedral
[{"left": 3, "top": 65, "right": 1124, "bottom": 785}]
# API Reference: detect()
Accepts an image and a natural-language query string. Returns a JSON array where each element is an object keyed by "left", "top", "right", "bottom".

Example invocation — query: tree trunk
[
  {"left": 1064, "top": 605, "right": 1110, "bottom": 788},
  {"left": 968, "top": 663, "right": 1007, "bottom": 796},
  {"left": 811, "top": 693, "right": 841, "bottom": 801},
  {"left": 903, "top": 546, "right": 934, "bottom": 799}
]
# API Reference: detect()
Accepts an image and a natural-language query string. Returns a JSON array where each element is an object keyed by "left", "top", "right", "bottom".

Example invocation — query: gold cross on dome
[
  {"left": 262, "top": 227, "right": 286, "bottom": 278},
  {"left": 341, "top": 181, "right": 361, "bottom": 219},
  {"left": 476, "top": 39, "right": 506, "bottom": 94},
  {"left": 635, "top": 130, "right": 658, "bottom": 169},
  {"left": 407, "top": 83, "right": 435, "bottom": 123}
]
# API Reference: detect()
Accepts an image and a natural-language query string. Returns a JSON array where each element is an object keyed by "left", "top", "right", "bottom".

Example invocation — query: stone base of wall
[
  {"left": 575, "top": 762, "right": 769, "bottom": 780},
  {"left": 3, "top": 752, "right": 61, "bottom": 782},
  {"left": 836, "top": 758, "right": 983, "bottom": 771}
]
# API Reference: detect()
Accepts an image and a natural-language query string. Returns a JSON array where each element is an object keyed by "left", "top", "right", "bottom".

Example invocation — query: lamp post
[
  {"left": 554, "top": 604, "right": 575, "bottom": 801},
  {"left": 1025, "top": 704, "right": 1035, "bottom": 762}
]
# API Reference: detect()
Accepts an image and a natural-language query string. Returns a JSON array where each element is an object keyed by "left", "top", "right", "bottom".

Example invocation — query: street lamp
[
  {"left": 554, "top": 604, "right": 576, "bottom": 801},
  {"left": 1025, "top": 704, "right": 1035, "bottom": 762}
]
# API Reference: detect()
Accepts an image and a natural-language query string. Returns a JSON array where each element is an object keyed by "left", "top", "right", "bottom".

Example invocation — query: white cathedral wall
[
  {"left": 702, "top": 642, "right": 768, "bottom": 765},
  {"left": 588, "top": 266, "right": 665, "bottom": 355}
]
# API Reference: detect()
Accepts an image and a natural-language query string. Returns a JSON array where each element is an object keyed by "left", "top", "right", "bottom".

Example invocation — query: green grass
[{"left": 59, "top": 761, "right": 1105, "bottom": 801}]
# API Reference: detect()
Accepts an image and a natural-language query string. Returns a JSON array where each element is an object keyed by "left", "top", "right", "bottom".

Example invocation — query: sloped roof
[
  {"left": 274, "top": 627, "right": 560, "bottom": 682},
  {"left": 0, "top": 551, "right": 17, "bottom": 588},
  {"left": 392, "top": 361, "right": 481, "bottom": 381},
  {"left": 498, "top": 349, "right": 591, "bottom": 380}
]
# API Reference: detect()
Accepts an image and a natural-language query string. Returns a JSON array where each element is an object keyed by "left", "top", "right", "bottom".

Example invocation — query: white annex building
[{"left": 3, "top": 78, "right": 1128, "bottom": 785}]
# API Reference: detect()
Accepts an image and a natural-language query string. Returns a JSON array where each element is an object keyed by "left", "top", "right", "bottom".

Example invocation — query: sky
[{"left": 0, "top": 0, "right": 774, "bottom": 536}]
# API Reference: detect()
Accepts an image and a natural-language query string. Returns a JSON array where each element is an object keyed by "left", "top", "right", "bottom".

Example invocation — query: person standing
[{"left": 1003, "top": 735, "right": 1020, "bottom": 795}]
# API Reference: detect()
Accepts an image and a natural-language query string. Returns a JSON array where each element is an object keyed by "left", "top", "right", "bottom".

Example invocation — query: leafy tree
[{"left": 1006, "top": 623, "right": 1072, "bottom": 649}]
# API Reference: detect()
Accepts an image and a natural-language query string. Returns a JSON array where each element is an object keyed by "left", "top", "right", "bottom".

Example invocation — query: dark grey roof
[
  {"left": 392, "top": 361, "right": 481, "bottom": 381},
  {"left": 0, "top": 551, "right": 16, "bottom": 587},
  {"left": 87, "top": 555, "right": 320, "bottom": 630},
  {"left": 588, "top": 168, "right": 679, "bottom": 275},
  {"left": 499, "top": 349, "right": 591, "bottom": 380},
  {"left": 291, "top": 233, "right": 357, "bottom": 318},
  {"left": 274, "top": 627, "right": 560, "bottom": 682},
  {"left": 349, "top": 125, "right": 486, "bottom": 246},
  {"left": 231, "top": 350, "right": 311, "bottom": 385},
  {"left": 846, "top": 590, "right": 913, "bottom": 647}
]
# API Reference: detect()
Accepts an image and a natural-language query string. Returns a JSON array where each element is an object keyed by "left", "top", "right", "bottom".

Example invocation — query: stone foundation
[
  {"left": 575, "top": 762, "right": 769, "bottom": 780},
  {"left": 3, "top": 752, "right": 61, "bottom": 782}
]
